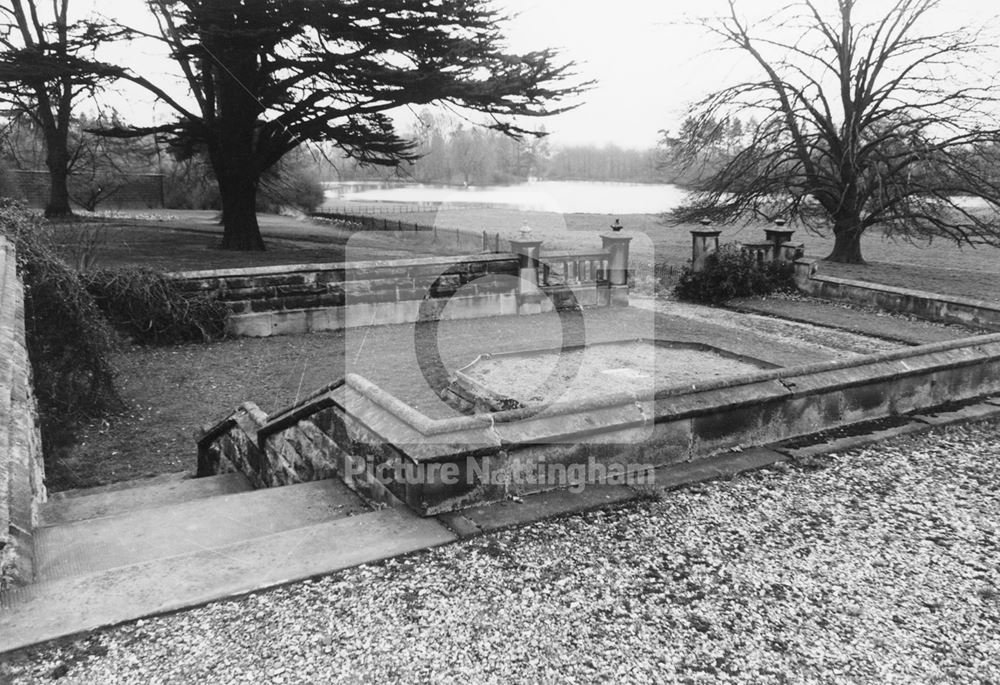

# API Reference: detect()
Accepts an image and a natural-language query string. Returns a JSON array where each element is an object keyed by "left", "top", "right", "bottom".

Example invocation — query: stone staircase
[{"left": 0, "top": 471, "right": 455, "bottom": 653}]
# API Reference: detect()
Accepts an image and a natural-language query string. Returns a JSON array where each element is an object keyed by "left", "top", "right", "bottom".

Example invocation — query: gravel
[{"left": 4, "top": 419, "right": 999, "bottom": 684}]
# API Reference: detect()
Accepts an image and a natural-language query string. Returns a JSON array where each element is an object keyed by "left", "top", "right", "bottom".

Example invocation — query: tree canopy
[
  {"left": 107, "top": 0, "right": 587, "bottom": 250},
  {"left": 669, "top": 0, "right": 1000, "bottom": 263},
  {"left": 0, "top": 0, "right": 128, "bottom": 215}
]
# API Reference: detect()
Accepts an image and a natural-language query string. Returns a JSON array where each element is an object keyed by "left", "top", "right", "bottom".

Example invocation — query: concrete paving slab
[
  {"left": 458, "top": 485, "right": 638, "bottom": 533},
  {"left": 912, "top": 401, "right": 1000, "bottom": 426},
  {"left": 439, "top": 449, "right": 789, "bottom": 536},
  {"left": 436, "top": 511, "right": 483, "bottom": 539},
  {"left": 0, "top": 508, "right": 455, "bottom": 654},
  {"left": 46, "top": 471, "right": 196, "bottom": 500},
  {"left": 773, "top": 421, "right": 931, "bottom": 460},
  {"left": 39, "top": 473, "right": 253, "bottom": 527},
  {"left": 34, "top": 479, "right": 367, "bottom": 582},
  {"left": 652, "top": 448, "right": 788, "bottom": 490}
]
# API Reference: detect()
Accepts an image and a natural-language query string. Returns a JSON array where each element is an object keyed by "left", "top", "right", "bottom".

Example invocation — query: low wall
[
  {"left": 9, "top": 169, "right": 164, "bottom": 210},
  {"left": 170, "top": 254, "right": 617, "bottom": 337},
  {"left": 794, "top": 259, "right": 1000, "bottom": 330},
  {"left": 198, "top": 332, "right": 1000, "bottom": 516},
  {"left": 0, "top": 236, "right": 46, "bottom": 588}
]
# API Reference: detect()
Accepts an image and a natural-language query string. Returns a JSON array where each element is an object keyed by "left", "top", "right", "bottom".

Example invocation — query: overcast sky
[{"left": 89, "top": 0, "right": 999, "bottom": 151}]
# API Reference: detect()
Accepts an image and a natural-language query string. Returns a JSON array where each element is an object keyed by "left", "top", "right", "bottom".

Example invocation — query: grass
[
  {"left": 46, "top": 333, "right": 348, "bottom": 491},
  {"left": 45, "top": 209, "right": 473, "bottom": 273},
  {"left": 391, "top": 206, "right": 1000, "bottom": 299},
  {"left": 817, "top": 260, "right": 1000, "bottom": 302},
  {"left": 45, "top": 206, "right": 1000, "bottom": 303}
]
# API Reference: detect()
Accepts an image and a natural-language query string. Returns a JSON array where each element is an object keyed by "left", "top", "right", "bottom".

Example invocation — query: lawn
[
  {"left": 46, "top": 206, "right": 1000, "bottom": 303},
  {"left": 384, "top": 206, "right": 1000, "bottom": 300},
  {"left": 46, "top": 209, "right": 471, "bottom": 273},
  {"left": 818, "top": 260, "right": 1000, "bottom": 303}
]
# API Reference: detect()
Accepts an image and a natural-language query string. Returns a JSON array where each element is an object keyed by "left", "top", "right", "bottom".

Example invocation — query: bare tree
[
  {"left": 670, "top": 0, "right": 1000, "bottom": 263},
  {"left": 0, "top": 0, "right": 125, "bottom": 216}
]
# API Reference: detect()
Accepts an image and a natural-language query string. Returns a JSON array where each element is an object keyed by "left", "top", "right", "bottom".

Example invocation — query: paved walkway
[{"left": 0, "top": 474, "right": 455, "bottom": 654}]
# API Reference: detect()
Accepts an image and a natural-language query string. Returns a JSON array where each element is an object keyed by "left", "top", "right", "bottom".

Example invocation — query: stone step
[
  {"left": 33, "top": 478, "right": 369, "bottom": 583},
  {"left": 39, "top": 472, "right": 253, "bottom": 527},
  {"left": 47, "top": 470, "right": 200, "bottom": 500},
  {"left": 0, "top": 507, "right": 456, "bottom": 654},
  {"left": 0, "top": 504, "right": 456, "bottom": 654}
]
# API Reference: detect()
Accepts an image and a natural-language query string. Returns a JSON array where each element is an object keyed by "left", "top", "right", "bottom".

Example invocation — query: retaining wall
[
  {"left": 170, "top": 254, "right": 615, "bottom": 337},
  {"left": 0, "top": 236, "right": 46, "bottom": 588},
  {"left": 198, "top": 332, "right": 1000, "bottom": 515},
  {"left": 794, "top": 259, "right": 1000, "bottom": 330}
]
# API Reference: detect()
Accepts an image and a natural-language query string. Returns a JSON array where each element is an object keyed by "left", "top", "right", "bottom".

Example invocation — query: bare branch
[{"left": 668, "top": 0, "right": 1000, "bottom": 263}]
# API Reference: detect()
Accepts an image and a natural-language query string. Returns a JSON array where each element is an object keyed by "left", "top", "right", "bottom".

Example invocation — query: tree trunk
[
  {"left": 824, "top": 216, "right": 865, "bottom": 263},
  {"left": 218, "top": 168, "right": 265, "bottom": 251},
  {"left": 43, "top": 143, "right": 72, "bottom": 218}
]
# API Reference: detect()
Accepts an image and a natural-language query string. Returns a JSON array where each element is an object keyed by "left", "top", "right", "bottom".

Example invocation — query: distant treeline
[
  {"left": 322, "top": 110, "right": 671, "bottom": 186},
  {"left": 318, "top": 111, "right": 1000, "bottom": 194}
]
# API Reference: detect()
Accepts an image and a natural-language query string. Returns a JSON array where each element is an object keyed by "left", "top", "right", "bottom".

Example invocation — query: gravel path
[{"left": 4, "top": 418, "right": 999, "bottom": 684}]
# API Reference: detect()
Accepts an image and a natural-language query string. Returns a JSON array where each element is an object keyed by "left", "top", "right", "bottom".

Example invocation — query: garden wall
[
  {"left": 0, "top": 236, "right": 46, "bottom": 588},
  {"left": 794, "top": 259, "right": 1000, "bottom": 330},
  {"left": 9, "top": 170, "right": 164, "bottom": 210},
  {"left": 170, "top": 253, "right": 618, "bottom": 337}
]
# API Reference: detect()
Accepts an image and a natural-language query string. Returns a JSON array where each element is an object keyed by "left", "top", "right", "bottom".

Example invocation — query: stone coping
[
  {"left": 810, "top": 269, "right": 1000, "bottom": 312},
  {"left": 167, "top": 253, "right": 517, "bottom": 280},
  {"left": 239, "top": 332, "right": 1000, "bottom": 461}
]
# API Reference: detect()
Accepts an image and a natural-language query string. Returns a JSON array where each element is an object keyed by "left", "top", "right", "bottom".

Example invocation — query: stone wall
[
  {"left": 197, "top": 384, "right": 446, "bottom": 511},
  {"left": 169, "top": 253, "right": 617, "bottom": 337},
  {"left": 0, "top": 236, "right": 46, "bottom": 588},
  {"left": 9, "top": 170, "right": 164, "bottom": 210},
  {"left": 794, "top": 259, "right": 1000, "bottom": 330},
  {"left": 198, "top": 333, "right": 1000, "bottom": 516}
]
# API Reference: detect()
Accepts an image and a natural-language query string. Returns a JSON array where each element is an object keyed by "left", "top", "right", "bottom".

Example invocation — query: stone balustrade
[
  {"left": 689, "top": 222, "right": 804, "bottom": 272},
  {"left": 169, "top": 237, "right": 631, "bottom": 337}
]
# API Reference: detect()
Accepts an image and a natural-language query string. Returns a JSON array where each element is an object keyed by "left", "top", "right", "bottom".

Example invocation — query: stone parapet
[{"left": 794, "top": 259, "right": 1000, "bottom": 330}]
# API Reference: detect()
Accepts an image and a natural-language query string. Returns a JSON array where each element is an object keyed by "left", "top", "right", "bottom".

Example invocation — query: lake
[{"left": 324, "top": 180, "right": 689, "bottom": 214}]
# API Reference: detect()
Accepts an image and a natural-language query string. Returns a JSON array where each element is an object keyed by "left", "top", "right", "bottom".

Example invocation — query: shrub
[
  {"left": 0, "top": 200, "right": 120, "bottom": 420},
  {"left": 162, "top": 156, "right": 220, "bottom": 210},
  {"left": 257, "top": 161, "right": 326, "bottom": 214},
  {"left": 82, "top": 267, "right": 229, "bottom": 345},
  {"left": 674, "top": 244, "right": 796, "bottom": 304}
]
